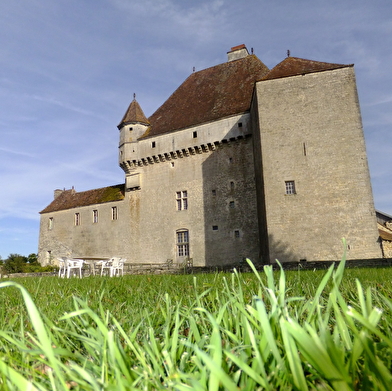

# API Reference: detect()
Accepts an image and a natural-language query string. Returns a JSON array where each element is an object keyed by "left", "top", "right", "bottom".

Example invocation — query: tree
[
  {"left": 3, "top": 253, "right": 27, "bottom": 274},
  {"left": 27, "top": 253, "right": 38, "bottom": 264}
]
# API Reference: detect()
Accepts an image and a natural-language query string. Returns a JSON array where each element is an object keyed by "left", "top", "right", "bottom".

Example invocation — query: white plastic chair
[
  {"left": 110, "top": 258, "right": 125, "bottom": 277},
  {"left": 57, "top": 257, "right": 67, "bottom": 278},
  {"left": 66, "top": 258, "right": 84, "bottom": 278},
  {"left": 98, "top": 259, "right": 112, "bottom": 276}
]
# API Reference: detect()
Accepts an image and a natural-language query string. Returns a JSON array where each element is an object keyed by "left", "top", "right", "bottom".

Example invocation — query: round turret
[{"left": 118, "top": 95, "right": 150, "bottom": 174}]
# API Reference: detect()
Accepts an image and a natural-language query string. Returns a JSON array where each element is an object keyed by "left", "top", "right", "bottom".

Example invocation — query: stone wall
[
  {"left": 382, "top": 241, "right": 392, "bottom": 258},
  {"left": 253, "top": 66, "right": 381, "bottom": 262},
  {"left": 38, "top": 114, "right": 260, "bottom": 267},
  {"left": 38, "top": 198, "right": 131, "bottom": 265}
]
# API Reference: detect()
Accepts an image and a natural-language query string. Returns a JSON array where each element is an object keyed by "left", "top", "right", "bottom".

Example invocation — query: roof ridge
[
  {"left": 40, "top": 184, "right": 125, "bottom": 214},
  {"left": 146, "top": 55, "right": 269, "bottom": 137},
  {"left": 261, "top": 56, "right": 352, "bottom": 81}
]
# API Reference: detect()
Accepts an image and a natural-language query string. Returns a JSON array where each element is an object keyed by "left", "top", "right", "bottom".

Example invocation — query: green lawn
[{"left": 0, "top": 261, "right": 391, "bottom": 390}]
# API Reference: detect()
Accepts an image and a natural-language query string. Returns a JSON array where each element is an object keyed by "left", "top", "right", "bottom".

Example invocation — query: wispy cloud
[{"left": 31, "top": 95, "right": 96, "bottom": 117}]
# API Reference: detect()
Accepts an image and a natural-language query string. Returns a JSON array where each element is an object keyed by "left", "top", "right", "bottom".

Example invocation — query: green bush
[{"left": 2, "top": 253, "right": 54, "bottom": 274}]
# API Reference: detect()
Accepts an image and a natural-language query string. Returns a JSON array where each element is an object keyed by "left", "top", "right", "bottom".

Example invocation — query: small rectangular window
[
  {"left": 176, "top": 191, "right": 188, "bottom": 210},
  {"left": 212, "top": 189, "right": 216, "bottom": 196},
  {"left": 193, "top": 131, "right": 197, "bottom": 138},
  {"left": 285, "top": 181, "right": 296, "bottom": 195},
  {"left": 229, "top": 201, "right": 235, "bottom": 208},
  {"left": 112, "top": 206, "right": 118, "bottom": 220},
  {"left": 234, "top": 230, "right": 240, "bottom": 238},
  {"left": 230, "top": 181, "right": 235, "bottom": 190},
  {"left": 74, "top": 213, "right": 80, "bottom": 226},
  {"left": 151, "top": 141, "right": 156, "bottom": 148},
  {"left": 212, "top": 225, "right": 218, "bottom": 231},
  {"left": 93, "top": 210, "right": 98, "bottom": 223},
  {"left": 48, "top": 217, "right": 53, "bottom": 230},
  {"left": 238, "top": 122, "right": 242, "bottom": 128}
]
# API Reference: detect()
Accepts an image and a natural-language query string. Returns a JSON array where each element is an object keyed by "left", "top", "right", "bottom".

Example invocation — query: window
[
  {"left": 212, "top": 189, "right": 216, "bottom": 196},
  {"left": 151, "top": 141, "right": 156, "bottom": 148},
  {"left": 212, "top": 225, "right": 219, "bottom": 231},
  {"left": 112, "top": 206, "right": 118, "bottom": 220},
  {"left": 177, "top": 230, "right": 189, "bottom": 257},
  {"left": 234, "top": 230, "right": 240, "bottom": 238},
  {"left": 74, "top": 213, "right": 80, "bottom": 226},
  {"left": 48, "top": 217, "right": 53, "bottom": 230},
  {"left": 238, "top": 122, "right": 243, "bottom": 128},
  {"left": 285, "top": 181, "right": 296, "bottom": 195},
  {"left": 93, "top": 209, "right": 98, "bottom": 223},
  {"left": 229, "top": 201, "right": 235, "bottom": 209},
  {"left": 176, "top": 191, "right": 188, "bottom": 210},
  {"left": 230, "top": 181, "right": 235, "bottom": 190},
  {"left": 193, "top": 131, "right": 197, "bottom": 138}
]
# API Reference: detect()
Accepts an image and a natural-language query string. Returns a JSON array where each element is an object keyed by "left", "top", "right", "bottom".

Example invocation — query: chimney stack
[{"left": 227, "top": 44, "right": 249, "bottom": 62}]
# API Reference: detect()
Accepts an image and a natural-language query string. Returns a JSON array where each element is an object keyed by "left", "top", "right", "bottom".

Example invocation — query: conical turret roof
[
  {"left": 261, "top": 57, "right": 352, "bottom": 81},
  {"left": 118, "top": 96, "right": 150, "bottom": 129}
]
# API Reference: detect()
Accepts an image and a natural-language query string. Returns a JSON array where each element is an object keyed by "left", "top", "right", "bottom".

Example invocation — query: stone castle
[{"left": 38, "top": 44, "right": 383, "bottom": 266}]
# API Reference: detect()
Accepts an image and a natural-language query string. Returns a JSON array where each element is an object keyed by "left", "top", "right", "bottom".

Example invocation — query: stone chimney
[
  {"left": 227, "top": 44, "right": 249, "bottom": 62},
  {"left": 54, "top": 189, "right": 65, "bottom": 199}
]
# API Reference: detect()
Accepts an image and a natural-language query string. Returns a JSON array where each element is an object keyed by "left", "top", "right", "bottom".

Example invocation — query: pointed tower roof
[
  {"left": 261, "top": 57, "right": 352, "bottom": 81},
  {"left": 118, "top": 95, "right": 150, "bottom": 129}
]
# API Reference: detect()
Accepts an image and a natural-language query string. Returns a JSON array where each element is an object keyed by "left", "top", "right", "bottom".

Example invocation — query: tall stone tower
[
  {"left": 251, "top": 57, "right": 382, "bottom": 262},
  {"left": 118, "top": 95, "right": 150, "bottom": 190}
]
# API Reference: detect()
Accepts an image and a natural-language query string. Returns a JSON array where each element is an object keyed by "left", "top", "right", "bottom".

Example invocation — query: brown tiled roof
[
  {"left": 145, "top": 54, "right": 269, "bottom": 137},
  {"left": 40, "top": 184, "right": 125, "bottom": 214},
  {"left": 261, "top": 57, "right": 352, "bottom": 81},
  {"left": 118, "top": 98, "right": 150, "bottom": 129}
]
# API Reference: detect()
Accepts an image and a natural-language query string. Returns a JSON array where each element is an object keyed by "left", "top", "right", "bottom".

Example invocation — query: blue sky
[{"left": 1, "top": 0, "right": 391, "bottom": 258}]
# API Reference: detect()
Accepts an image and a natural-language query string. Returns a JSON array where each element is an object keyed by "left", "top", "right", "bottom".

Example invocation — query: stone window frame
[
  {"left": 285, "top": 180, "right": 296, "bottom": 195},
  {"left": 111, "top": 206, "right": 118, "bottom": 221},
  {"left": 48, "top": 217, "right": 54, "bottom": 230},
  {"left": 176, "top": 190, "right": 188, "bottom": 211},
  {"left": 176, "top": 229, "right": 189, "bottom": 257},
  {"left": 74, "top": 213, "right": 81, "bottom": 226},
  {"left": 93, "top": 209, "right": 98, "bottom": 223}
]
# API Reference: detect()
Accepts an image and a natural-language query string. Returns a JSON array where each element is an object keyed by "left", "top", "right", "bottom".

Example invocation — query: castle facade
[{"left": 38, "top": 45, "right": 382, "bottom": 266}]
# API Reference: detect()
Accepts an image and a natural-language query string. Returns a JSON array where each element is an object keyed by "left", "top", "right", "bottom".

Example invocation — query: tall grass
[{"left": 0, "top": 260, "right": 391, "bottom": 389}]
